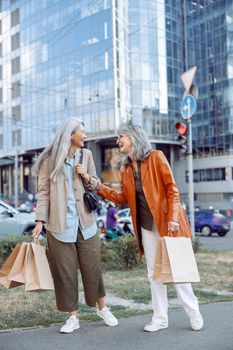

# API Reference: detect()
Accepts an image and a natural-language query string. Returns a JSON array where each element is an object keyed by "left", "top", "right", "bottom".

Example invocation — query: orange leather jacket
[{"left": 98, "top": 150, "right": 192, "bottom": 258}]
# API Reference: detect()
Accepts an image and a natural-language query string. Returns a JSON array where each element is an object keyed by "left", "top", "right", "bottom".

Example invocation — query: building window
[
  {"left": 12, "top": 105, "right": 21, "bottom": 121},
  {"left": 0, "top": 20, "right": 2, "bottom": 35},
  {"left": 12, "top": 129, "right": 21, "bottom": 146},
  {"left": 11, "top": 8, "right": 19, "bottom": 28},
  {"left": 11, "top": 56, "right": 20, "bottom": 75},
  {"left": 0, "top": 88, "right": 2, "bottom": 103},
  {"left": 0, "top": 43, "right": 2, "bottom": 57},
  {"left": 0, "top": 134, "right": 3, "bottom": 149},
  {"left": 0, "top": 65, "right": 2, "bottom": 80},
  {"left": 11, "top": 0, "right": 18, "bottom": 4},
  {"left": 0, "top": 111, "right": 3, "bottom": 126},
  {"left": 11, "top": 81, "right": 21, "bottom": 99},
  {"left": 11, "top": 32, "right": 20, "bottom": 51},
  {"left": 186, "top": 168, "right": 226, "bottom": 183}
]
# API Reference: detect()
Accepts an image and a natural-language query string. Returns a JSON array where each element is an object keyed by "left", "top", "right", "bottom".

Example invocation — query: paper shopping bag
[
  {"left": 0, "top": 242, "right": 54, "bottom": 291},
  {"left": 153, "top": 238, "right": 173, "bottom": 283},
  {"left": 153, "top": 237, "right": 200, "bottom": 284},
  {"left": 24, "top": 242, "right": 54, "bottom": 292},
  {"left": 0, "top": 243, "right": 28, "bottom": 289}
]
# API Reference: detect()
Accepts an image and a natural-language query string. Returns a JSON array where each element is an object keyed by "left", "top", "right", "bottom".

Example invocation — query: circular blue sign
[{"left": 180, "top": 94, "right": 196, "bottom": 119}]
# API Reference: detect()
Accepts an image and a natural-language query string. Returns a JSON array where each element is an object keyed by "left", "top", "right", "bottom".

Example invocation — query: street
[
  {"left": 195, "top": 229, "right": 233, "bottom": 251},
  {"left": 1, "top": 302, "right": 232, "bottom": 350}
]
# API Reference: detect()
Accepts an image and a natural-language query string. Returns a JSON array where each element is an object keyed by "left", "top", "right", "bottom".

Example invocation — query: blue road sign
[{"left": 180, "top": 94, "right": 196, "bottom": 119}]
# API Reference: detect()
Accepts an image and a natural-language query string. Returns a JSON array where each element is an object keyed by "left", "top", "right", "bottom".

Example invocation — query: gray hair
[
  {"left": 118, "top": 124, "right": 152, "bottom": 164},
  {"left": 33, "top": 118, "right": 83, "bottom": 181}
]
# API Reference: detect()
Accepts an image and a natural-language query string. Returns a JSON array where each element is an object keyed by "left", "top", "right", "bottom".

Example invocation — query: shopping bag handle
[
  {"left": 167, "top": 229, "right": 181, "bottom": 237},
  {"left": 32, "top": 237, "right": 40, "bottom": 245}
]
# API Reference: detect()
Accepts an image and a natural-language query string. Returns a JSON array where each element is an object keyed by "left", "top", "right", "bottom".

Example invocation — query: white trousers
[{"left": 141, "top": 225, "right": 200, "bottom": 325}]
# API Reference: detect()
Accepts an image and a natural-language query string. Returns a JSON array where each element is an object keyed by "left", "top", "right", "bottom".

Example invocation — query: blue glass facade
[
  {"left": 186, "top": 0, "right": 233, "bottom": 153},
  {"left": 0, "top": 0, "right": 232, "bottom": 203},
  {"left": 0, "top": 0, "right": 115, "bottom": 157}
]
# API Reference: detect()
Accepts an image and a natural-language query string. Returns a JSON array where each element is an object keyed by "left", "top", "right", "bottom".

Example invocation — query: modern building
[
  {"left": 0, "top": 0, "right": 232, "bottom": 211},
  {"left": 173, "top": 0, "right": 233, "bottom": 211}
]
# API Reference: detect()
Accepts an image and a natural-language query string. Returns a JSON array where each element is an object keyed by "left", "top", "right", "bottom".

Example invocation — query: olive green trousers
[{"left": 47, "top": 230, "right": 105, "bottom": 312}]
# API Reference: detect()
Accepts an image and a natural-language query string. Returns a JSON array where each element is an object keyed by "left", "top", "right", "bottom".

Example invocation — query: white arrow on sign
[
  {"left": 181, "top": 94, "right": 196, "bottom": 119},
  {"left": 180, "top": 66, "right": 197, "bottom": 92}
]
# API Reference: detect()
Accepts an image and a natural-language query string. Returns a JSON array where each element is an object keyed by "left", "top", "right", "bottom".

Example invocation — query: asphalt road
[
  {"left": 0, "top": 302, "right": 233, "bottom": 350},
  {"left": 195, "top": 229, "right": 233, "bottom": 251}
]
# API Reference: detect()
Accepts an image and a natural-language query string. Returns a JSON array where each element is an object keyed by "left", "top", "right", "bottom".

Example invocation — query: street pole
[
  {"left": 14, "top": 148, "right": 18, "bottom": 208},
  {"left": 180, "top": 67, "right": 198, "bottom": 237},
  {"left": 187, "top": 118, "right": 195, "bottom": 236}
]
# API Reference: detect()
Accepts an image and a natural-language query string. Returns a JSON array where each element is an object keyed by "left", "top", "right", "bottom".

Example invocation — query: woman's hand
[
  {"left": 32, "top": 221, "right": 43, "bottom": 239},
  {"left": 76, "top": 164, "right": 90, "bottom": 183},
  {"left": 168, "top": 221, "right": 179, "bottom": 232}
]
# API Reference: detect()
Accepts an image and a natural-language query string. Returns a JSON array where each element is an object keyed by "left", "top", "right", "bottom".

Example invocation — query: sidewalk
[{"left": 0, "top": 301, "right": 232, "bottom": 350}]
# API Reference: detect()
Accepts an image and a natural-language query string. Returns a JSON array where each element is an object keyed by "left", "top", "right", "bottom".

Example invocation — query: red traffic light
[{"left": 175, "top": 122, "right": 187, "bottom": 135}]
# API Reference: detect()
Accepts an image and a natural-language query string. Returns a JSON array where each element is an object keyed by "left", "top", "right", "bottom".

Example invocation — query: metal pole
[
  {"left": 187, "top": 118, "right": 195, "bottom": 236},
  {"left": 183, "top": 0, "right": 188, "bottom": 70},
  {"left": 14, "top": 148, "right": 18, "bottom": 208}
]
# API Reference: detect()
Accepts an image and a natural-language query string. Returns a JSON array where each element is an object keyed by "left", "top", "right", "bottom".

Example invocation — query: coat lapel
[{"left": 141, "top": 156, "right": 150, "bottom": 182}]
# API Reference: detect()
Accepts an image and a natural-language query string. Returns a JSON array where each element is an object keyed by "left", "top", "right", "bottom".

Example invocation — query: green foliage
[
  {"left": 192, "top": 237, "right": 202, "bottom": 253},
  {"left": 100, "top": 236, "right": 139, "bottom": 270},
  {"left": 100, "top": 240, "right": 122, "bottom": 270},
  {"left": 115, "top": 236, "right": 139, "bottom": 269}
]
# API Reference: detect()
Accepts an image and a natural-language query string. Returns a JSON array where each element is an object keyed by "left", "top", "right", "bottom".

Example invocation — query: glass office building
[
  {"left": 0, "top": 0, "right": 185, "bottom": 199},
  {"left": 186, "top": 0, "right": 233, "bottom": 154},
  {"left": 0, "top": 0, "right": 232, "bottom": 210}
]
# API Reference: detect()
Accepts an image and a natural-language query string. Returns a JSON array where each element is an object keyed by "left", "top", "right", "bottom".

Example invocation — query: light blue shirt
[{"left": 51, "top": 154, "right": 97, "bottom": 243}]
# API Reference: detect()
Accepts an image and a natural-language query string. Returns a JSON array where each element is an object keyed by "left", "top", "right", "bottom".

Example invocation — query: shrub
[
  {"left": 115, "top": 236, "right": 139, "bottom": 269},
  {"left": 192, "top": 237, "right": 201, "bottom": 253},
  {"left": 100, "top": 239, "right": 122, "bottom": 270}
]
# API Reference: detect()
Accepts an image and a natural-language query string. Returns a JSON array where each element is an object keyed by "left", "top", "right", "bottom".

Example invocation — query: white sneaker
[
  {"left": 144, "top": 321, "right": 168, "bottom": 332},
  {"left": 60, "top": 315, "right": 80, "bottom": 333},
  {"left": 96, "top": 306, "right": 118, "bottom": 327},
  {"left": 189, "top": 310, "right": 203, "bottom": 331}
]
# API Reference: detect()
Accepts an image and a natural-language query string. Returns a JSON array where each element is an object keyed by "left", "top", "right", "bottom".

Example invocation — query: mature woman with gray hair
[
  {"left": 98, "top": 124, "right": 203, "bottom": 332},
  {"left": 32, "top": 117, "right": 118, "bottom": 333}
]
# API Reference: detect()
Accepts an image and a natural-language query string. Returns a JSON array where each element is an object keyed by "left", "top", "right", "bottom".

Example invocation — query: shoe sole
[
  {"left": 191, "top": 324, "right": 203, "bottom": 331},
  {"left": 144, "top": 325, "right": 168, "bottom": 332},
  {"left": 60, "top": 325, "right": 80, "bottom": 334}
]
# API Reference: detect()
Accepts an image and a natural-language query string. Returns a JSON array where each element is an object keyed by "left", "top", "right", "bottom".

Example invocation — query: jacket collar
[{"left": 126, "top": 150, "right": 152, "bottom": 182}]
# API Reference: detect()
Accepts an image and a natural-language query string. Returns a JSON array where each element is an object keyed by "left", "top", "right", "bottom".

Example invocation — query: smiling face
[
  {"left": 71, "top": 124, "right": 86, "bottom": 148},
  {"left": 116, "top": 133, "right": 133, "bottom": 155}
]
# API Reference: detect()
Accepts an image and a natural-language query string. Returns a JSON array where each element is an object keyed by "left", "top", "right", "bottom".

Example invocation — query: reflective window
[
  {"left": 11, "top": 8, "right": 20, "bottom": 27},
  {"left": 11, "top": 81, "right": 21, "bottom": 99},
  {"left": 12, "top": 130, "right": 21, "bottom": 147},
  {"left": 12, "top": 105, "right": 21, "bottom": 121},
  {"left": 11, "top": 57, "right": 20, "bottom": 75},
  {"left": 11, "top": 32, "right": 20, "bottom": 51},
  {"left": 0, "top": 134, "right": 3, "bottom": 149}
]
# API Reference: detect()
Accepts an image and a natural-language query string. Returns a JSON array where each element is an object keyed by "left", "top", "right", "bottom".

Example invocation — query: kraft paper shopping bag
[
  {"left": 0, "top": 243, "right": 28, "bottom": 289},
  {"left": 153, "top": 237, "right": 200, "bottom": 284},
  {"left": 24, "top": 242, "right": 54, "bottom": 292},
  {"left": 0, "top": 242, "right": 54, "bottom": 291}
]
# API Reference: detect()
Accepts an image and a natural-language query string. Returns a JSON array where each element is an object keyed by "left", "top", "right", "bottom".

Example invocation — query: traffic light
[{"left": 175, "top": 122, "right": 188, "bottom": 154}]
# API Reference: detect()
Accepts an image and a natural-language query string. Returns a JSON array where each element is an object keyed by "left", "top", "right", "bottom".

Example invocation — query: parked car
[
  {"left": 0, "top": 199, "right": 41, "bottom": 238},
  {"left": 191, "top": 210, "right": 230, "bottom": 236}
]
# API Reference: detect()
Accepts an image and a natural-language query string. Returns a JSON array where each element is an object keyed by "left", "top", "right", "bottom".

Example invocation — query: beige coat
[{"left": 36, "top": 149, "right": 100, "bottom": 233}]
